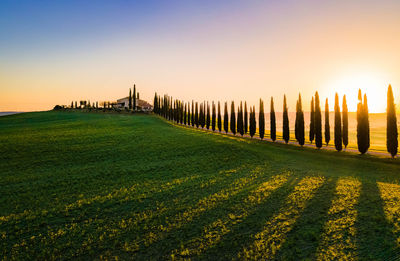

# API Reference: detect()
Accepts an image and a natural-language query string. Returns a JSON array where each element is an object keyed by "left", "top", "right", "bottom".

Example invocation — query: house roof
[{"left": 117, "top": 97, "right": 153, "bottom": 108}]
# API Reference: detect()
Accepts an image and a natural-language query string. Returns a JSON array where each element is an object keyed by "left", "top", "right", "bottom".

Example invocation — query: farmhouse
[{"left": 116, "top": 97, "right": 153, "bottom": 111}]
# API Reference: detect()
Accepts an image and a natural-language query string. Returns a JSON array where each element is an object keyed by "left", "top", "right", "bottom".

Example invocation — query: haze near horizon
[{"left": 1, "top": 0, "right": 400, "bottom": 112}]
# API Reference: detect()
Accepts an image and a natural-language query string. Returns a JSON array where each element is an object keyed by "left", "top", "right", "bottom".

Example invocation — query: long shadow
[
  {"left": 275, "top": 178, "right": 337, "bottom": 260},
  {"left": 195, "top": 177, "right": 300, "bottom": 260},
  {"left": 129, "top": 167, "right": 279, "bottom": 260},
  {"left": 3, "top": 165, "right": 249, "bottom": 260},
  {"left": 355, "top": 180, "right": 399, "bottom": 260}
]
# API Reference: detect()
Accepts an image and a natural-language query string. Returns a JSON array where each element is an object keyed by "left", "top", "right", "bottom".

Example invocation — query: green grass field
[{"left": 1, "top": 111, "right": 400, "bottom": 260}]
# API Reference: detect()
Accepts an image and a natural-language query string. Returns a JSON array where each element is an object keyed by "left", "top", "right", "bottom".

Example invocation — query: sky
[{"left": 1, "top": 0, "right": 400, "bottom": 112}]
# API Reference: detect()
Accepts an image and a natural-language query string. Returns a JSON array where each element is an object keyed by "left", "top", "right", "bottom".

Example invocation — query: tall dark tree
[
  {"left": 342, "top": 95, "right": 348, "bottom": 148},
  {"left": 224, "top": 102, "right": 229, "bottom": 133},
  {"left": 133, "top": 84, "right": 136, "bottom": 111},
  {"left": 296, "top": 94, "right": 305, "bottom": 146},
  {"left": 309, "top": 97, "right": 315, "bottom": 143},
  {"left": 244, "top": 101, "right": 248, "bottom": 134},
  {"left": 237, "top": 102, "right": 244, "bottom": 136},
  {"left": 206, "top": 102, "right": 211, "bottom": 129},
  {"left": 153, "top": 93, "right": 157, "bottom": 113},
  {"left": 283, "top": 95, "right": 290, "bottom": 143},
  {"left": 212, "top": 102, "right": 216, "bottom": 131},
  {"left": 357, "top": 89, "right": 370, "bottom": 154},
  {"left": 259, "top": 99, "right": 265, "bottom": 140},
  {"left": 230, "top": 101, "right": 236, "bottom": 135},
  {"left": 218, "top": 101, "right": 222, "bottom": 132},
  {"left": 71, "top": 101, "right": 74, "bottom": 108},
  {"left": 270, "top": 97, "right": 276, "bottom": 141},
  {"left": 184, "top": 103, "right": 187, "bottom": 125},
  {"left": 364, "top": 94, "right": 370, "bottom": 151},
  {"left": 387, "top": 85, "right": 398, "bottom": 157},
  {"left": 195, "top": 102, "right": 199, "bottom": 128},
  {"left": 334, "top": 93, "right": 342, "bottom": 151},
  {"left": 357, "top": 90, "right": 365, "bottom": 153},
  {"left": 191, "top": 101, "right": 195, "bottom": 127},
  {"left": 249, "top": 106, "right": 256, "bottom": 138},
  {"left": 325, "top": 98, "right": 330, "bottom": 146},
  {"left": 314, "top": 92, "right": 322, "bottom": 148},
  {"left": 129, "top": 88, "right": 132, "bottom": 109},
  {"left": 199, "top": 102, "right": 206, "bottom": 128},
  {"left": 295, "top": 100, "right": 299, "bottom": 142},
  {"left": 187, "top": 102, "right": 191, "bottom": 126}
]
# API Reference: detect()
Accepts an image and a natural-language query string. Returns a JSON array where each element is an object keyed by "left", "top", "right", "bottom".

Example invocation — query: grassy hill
[{"left": 1, "top": 111, "right": 400, "bottom": 260}]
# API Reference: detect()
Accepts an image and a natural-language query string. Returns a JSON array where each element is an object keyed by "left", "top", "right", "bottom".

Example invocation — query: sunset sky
[{"left": 1, "top": 0, "right": 400, "bottom": 112}]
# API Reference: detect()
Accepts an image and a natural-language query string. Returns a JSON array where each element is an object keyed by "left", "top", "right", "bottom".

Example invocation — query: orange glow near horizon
[
  {"left": 322, "top": 70, "right": 391, "bottom": 113},
  {"left": 1, "top": 1, "right": 400, "bottom": 113}
]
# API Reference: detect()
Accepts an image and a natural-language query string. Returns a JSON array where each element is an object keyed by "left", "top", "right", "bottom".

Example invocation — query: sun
[{"left": 323, "top": 71, "right": 389, "bottom": 113}]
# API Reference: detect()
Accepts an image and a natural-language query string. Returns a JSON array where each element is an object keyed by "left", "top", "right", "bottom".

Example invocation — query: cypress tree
[
  {"left": 310, "top": 97, "right": 315, "bottom": 143},
  {"left": 238, "top": 102, "right": 244, "bottom": 136},
  {"left": 270, "top": 97, "right": 276, "bottom": 141},
  {"left": 364, "top": 93, "right": 370, "bottom": 152},
  {"left": 357, "top": 89, "right": 365, "bottom": 154},
  {"left": 282, "top": 95, "right": 289, "bottom": 143},
  {"left": 212, "top": 102, "right": 216, "bottom": 131},
  {"left": 295, "top": 100, "right": 299, "bottom": 142},
  {"left": 133, "top": 84, "right": 136, "bottom": 111},
  {"left": 230, "top": 101, "right": 236, "bottom": 135},
  {"left": 259, "top": 99, "right": 265, "bottom": 139},
  {"left": 153, "top": 93, "right": 157, "bottom": 113},
  {"left": 170, "top": 97, "right": 173, "bottom": 120},
  {"left": 158, "top": 96, "right": 161, "bottom": 114},
  {"left": 199, "top": 102, "right": 203, "bottom": 127},
  {"left": 206, "top": 102, "right": 211, "bottom": 129},
  {"left": 199, "top": 103, "right": 202, "bottom": 127},
  {"left": 195, "top": 102, "right": 199, "bottom": 128},
  {"left": 296, "top": 94, "right": 305, "bottom": 146},
  {"left": 325, "top": 98, "right": 330, "bottom": 146},
  {"left": 387, "top": 85, "right": 398, "bottom": 157},
  {"left": 314, "top": 92, "right": 322, "bottom": 148},
  {"left": 191, "top": 101, "right": 195, "bottom": 127},
  {"left": 129, "top": 88, "right": 132, "bottom": 109},
  {"left": 244, "top": 101, "right": 248, "bottom": 134},
  {"left": 334, "top": 93, "right": 342, "bottom": 151},
  {"left": 218, "top": 101, "right": 222, "bottom": 132},
  {"left": 181, "top": 101, "right": 184, "bottom": 124},
  {"left": 224, "top": 102, "right": 229, "bottom": 133},
  {"left": 184, "top": 103, "right": 187, "bottom": 125},
  {"left": 71, "top": 101, "right": 74, "bottom": 108},
  {"left": 187, "top": 102, "right": 191, "bottom": 126},
  {"left": 342, "top": 95, "right": 348, "bottom": 148},
  {"left": 179, "top": 101, "right": 182, "bottom": 123},
  {"left": 250, "top": 106, "right": 256, "bottom": 138}
]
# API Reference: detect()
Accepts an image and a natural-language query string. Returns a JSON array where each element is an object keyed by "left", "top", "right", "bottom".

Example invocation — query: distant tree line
[{"left": 153, "top": 86, "right": 398, "bottom": 157}]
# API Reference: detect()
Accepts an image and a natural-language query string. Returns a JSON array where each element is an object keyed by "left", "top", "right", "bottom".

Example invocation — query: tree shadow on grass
[
  {"left": 275, "top": 178, "right": 337, "bottom": 260},
  {"left": 130, "top": 166, "right": 281, "bottom": 260},
  {"left": 195, "top": 177, "right": 300, "bottom": 260},
  {"left": 355, "top": 180, "right": 399, "bottom": 260}
]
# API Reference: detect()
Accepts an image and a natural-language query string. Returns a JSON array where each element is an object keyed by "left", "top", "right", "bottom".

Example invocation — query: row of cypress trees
[{"left": 153, "top": 85, "right": 398, "bottom": 157}]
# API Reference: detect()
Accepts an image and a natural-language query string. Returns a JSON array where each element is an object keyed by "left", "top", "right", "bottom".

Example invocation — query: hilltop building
[{"left": 116, "top": 97, "right": 153, "bottom": 111}]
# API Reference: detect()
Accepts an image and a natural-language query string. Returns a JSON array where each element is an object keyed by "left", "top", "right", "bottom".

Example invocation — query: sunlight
[
  {"left": 316, "top": 177, "right": 361, "bottom": 260},
  {"left": 378, "top": 182, "right": 400, "bottom": 246},
  {"left": 170, "top": 173, "right": 289, "bottom": 259},
  {"left": 133, "top": 167, "right": 263, "bottom": 252},
  {"left": 239, "top": 176, "right": 325, "bottom": 260},
  {"left": 323, "top": 71, "right": 389, "bottom": 113}
]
